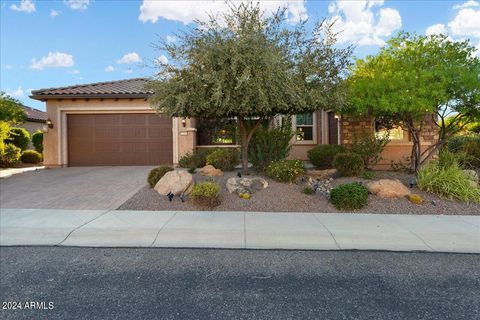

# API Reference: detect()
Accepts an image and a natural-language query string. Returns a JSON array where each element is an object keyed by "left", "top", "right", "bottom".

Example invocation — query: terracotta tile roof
[
  {"left": 30, "top": 78, "right": 152, "bottom": 100},
  {"left": 22, "top": 105, "right": 47, "bottom": 122}
]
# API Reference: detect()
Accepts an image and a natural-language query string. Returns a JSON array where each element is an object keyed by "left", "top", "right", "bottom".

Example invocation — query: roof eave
[{"left": 29, "top": 93, "right": 152, "bottom": 101}]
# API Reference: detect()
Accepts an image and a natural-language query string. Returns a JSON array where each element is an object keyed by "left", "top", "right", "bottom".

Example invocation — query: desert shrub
[
  {"left": 361, "top": 171, "right": 376, "bottom": 180},
  {"left": 249, "top": 119, "right": 294, "bottom": 170},
  {"left": 447, "top": 134, "right": 480, "bottom": 168},
  {"left": 206, "top": 148, "right": 240, "bottom": 171},
  {"left": 307, "top": 145, "right": 345, "bottom": 169},
  {"left": 191, "top": 181, "right": 221, "bottom": 208},
  {"left": 0, "top": 143, "right": 21, "bottom": 168},
  {"left": 418, "top": 159, "right": 480, "bottom": 203},
  {"left": 147, "top": 166, "right": 174, "bottom": 188},
  {"left": 350, "top": 134, "right": 389, "bottom": 169},
  {"left": 6, "top": 127, "right": 30, "bottom": 151},
  {"left": 266, "top": 159, "right": 305, "bottom": 183},
  {"left": 302, "top": 186, "right": 314, "bottom": 195},
  {"left": 330, "top": 182, "right": 369, "bottom": 210},
  {"left": 333, "top": 153, "right": 364, "bottom": 177},
  {"left": 178, "top": 152, "right": 197, "bottom": 168},
  {"left": 31, "top": 130, "right": 43, "bottom": 153},
  {"left": 179, "top": 148, "right": 218, "bottom": 169},
  {"left": 20, "top": 150, "right": 42, "bottom": 164}
]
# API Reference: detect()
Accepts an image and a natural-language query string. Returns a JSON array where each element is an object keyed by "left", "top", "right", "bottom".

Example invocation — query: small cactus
[{"left": 407, "top": 194, "right": 423, "bottom": 204}]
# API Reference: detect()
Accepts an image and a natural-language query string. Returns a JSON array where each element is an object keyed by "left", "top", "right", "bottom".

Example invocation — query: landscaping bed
[{"left": 118, "top": 170, "right": 480, "bottom": 215}]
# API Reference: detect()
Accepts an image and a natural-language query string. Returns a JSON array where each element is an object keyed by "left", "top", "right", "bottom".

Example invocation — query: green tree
[
  {"left": 147, "top": 3, "right": 352, "bottom": 173},
  {"left": 0, "top": 92, "right": 27, "bottom": 124},
  {"left": 345, "top": 33, "right": 480, "bottom": 173}
]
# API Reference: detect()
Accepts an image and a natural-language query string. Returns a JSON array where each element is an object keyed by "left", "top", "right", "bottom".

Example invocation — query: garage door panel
[{"left": 68, "top": 113, "right": 173, "bottom": 166}]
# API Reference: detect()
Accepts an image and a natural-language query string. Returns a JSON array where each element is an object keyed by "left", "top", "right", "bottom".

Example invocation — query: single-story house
[
  {"left": 20, "top": 105, "right": 47, "bottom": 136},
  {"left": 30, "top": 78, "right": 437, "bottom": 169}
]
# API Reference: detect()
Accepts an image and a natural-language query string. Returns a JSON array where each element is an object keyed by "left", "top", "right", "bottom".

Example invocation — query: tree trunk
[
  {"left": 238, "top": 117, "right": 261, "bottom": 175},
  {"left": 405, "top": 118, "right": 421, "bottom": 174}
]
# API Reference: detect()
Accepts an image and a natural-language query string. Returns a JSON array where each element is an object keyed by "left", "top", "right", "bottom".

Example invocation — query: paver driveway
[{"left": 0, "top": 167, "right": 153, "bottom": 209}]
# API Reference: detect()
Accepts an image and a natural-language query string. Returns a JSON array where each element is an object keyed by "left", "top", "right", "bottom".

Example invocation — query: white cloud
[
  {"left": 30, "top": 52, "right": 75, "bottom": 70},
  {"left": 10, "top": 0, "right": 35, "bottom": 13},
  {"left": 453, "top": 1, "right": 479, "bottom": 9},
  {"left": 104, "top": 65, "right": 115, "bottom": 72},
  {"left": 50, "top": 9, "right": 60, "bottom": 18},
  {"left": 328, "top": 0, "right": 401, "bottom": 46},
  {"left": 138, "top": 0, "right": 307, "bottom": 25},
  {"left": 426, "top": 23, "right": 448, "bottom": 36},
  {"left": 155, "top": 55, "right": 169, "bottom": 65},
  {"left": 124, "top": 69, "right": 133, "bottom": 74},
  {"left": 72, "top": 69, "right": 80, "bottom": 74},
  {"left": 4, "top": 64, "right": 13, "bottom": 70},
  {"left": 448, "top": 8, "right": 480, "bottom": 38},
  {"left": 117, "top": 52, "right": 142, "bottom": 64},
  {"left": 6, "top": 86, "right": 25, "bottom": 99},
  {"left": 166, "top": 35, "right": 177, "bottom": 43},
  {"left": 65, "top": 0, "right": 90, "bottom": 10}
]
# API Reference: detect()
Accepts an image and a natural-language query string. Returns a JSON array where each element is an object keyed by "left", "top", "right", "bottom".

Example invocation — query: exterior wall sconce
[
  {"left": 46, "top": 118, "right": 54, "bottom": 128},
  {"left": 181, "top": 118, "right": 187, "bottom": 127},
  {"left": 334, "top": 114, "right": 340, "bottom": 120}
]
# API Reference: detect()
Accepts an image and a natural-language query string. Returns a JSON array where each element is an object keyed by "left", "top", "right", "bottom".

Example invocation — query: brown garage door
[{"left": 67, "top": 113, "right": 173, "bottom": 166}]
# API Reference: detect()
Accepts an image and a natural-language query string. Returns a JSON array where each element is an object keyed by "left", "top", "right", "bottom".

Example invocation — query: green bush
[
  {"left": 147, "top": 166, "right": 174, "bottom": 188},
  {"left": 447, "top": 134, "right": 480, "bottom": 168},
  {"left": 266, "top": 159, "right": 305, "bottom": 183},
  {"left": 418, "top": 158, "right": 480, "bottom": 203},
  {"left": 361, "top": 171, "right": 376, "bottom": 180},
  {"left": 191, "top": 181, "right": 221, "bottom": 208},
  {"left": 6, "top": 127, "right": 30, "bottom": 151},
  {"left": 330, "top": 182, "right": 369, "bottom": 210},
  {"left": 307, "top": 145, "right": 345, "bottom": 169},
  {"left": 178, "top": 152, "right": 197, "bottom": 168},
  {"left": 350, "top": 134, "right": 389, "bottom": 169},
  {"left": 206, "top": 148, "right": 240, "bottom": 171},
  {"left": 0, "top": 144, "right": 21, "bottom": 168},
  {"left": 178, "top": 148, "right": 217, "bottom": 169},
  {"left": 249, "top": 119, "right": 294, "bottom": 170},
  {"left": 333, "top": 153, "right": 364, "bottom": 177},
  {"left": 31, "top": 130, "right": 43, "bottom": 153},
  {"left": 20, "top": 150, "right": 42, "bottom": 164},
  {"left": 302, "top": 186, "right": 314, "bottom": 195}
]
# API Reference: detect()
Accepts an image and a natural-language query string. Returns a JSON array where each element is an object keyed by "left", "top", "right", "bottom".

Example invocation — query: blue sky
[{"left": 1, "top": 0, "right": 479, "bottom": 111}]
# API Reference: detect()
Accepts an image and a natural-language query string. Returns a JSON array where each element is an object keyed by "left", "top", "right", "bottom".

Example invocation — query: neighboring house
[
  {"left": 20, "top": 105, "right": 47, "bottom": 136},
  {"left": 30, "top": 78, "right": 437, "bottom": 169}
]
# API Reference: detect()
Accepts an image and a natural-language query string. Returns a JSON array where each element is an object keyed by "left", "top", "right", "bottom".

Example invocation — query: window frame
[{"left": 293, "top": 112, "right": 317, "bottom": 145}]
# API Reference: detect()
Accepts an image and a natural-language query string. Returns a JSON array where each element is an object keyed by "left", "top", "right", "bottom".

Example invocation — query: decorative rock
[
  {"left": 199, "top": 165, "right": 223, "bottom": 177},
  {"left": 407, "top": 194, "right": 424, "bottom": 204},
  {"left": 463, "top": 169, "right": 479, "bottom": 183},
  {"left": 366, "top": 179, "right": 411, "bottom": 198},
  {"left": 307, "top": 169, "right": 337, "bottom": 180},
  {"left": 226, "top": 177, "right": 268, "bottom": 195},
  {"left": 154, "top": 171, "right": 194, "bottom": 196}
]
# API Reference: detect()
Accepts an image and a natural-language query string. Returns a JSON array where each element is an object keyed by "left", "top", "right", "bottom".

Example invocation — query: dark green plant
[
  {"left": 266, "top": 159, "right": 305, "bottom": 183},
  {"left": 6, "top": 127, "right": 30, "bottom": 151},
  {"left": 330, "top": 182, "right": 369, "bottom": 210},
  {"left": 0, "top": 92, "right": 26, "bottom": 123},
  {"left": 302, "top": 186, "right": 314, "bottom": 195},
  {"left": 191, "top": 181, "right": 221, "bottom": 208},
  {"left": 188, "top": 167, "right": 196, "bottom": 174},
  {"left": 147, "top": 166, "right": 174, "bottom": 188},
  {"left": 350, "top": 134, "right": 389, "bottom": 169},
  {"left": 447, "top": 134, "right": 480, "bottom": 168},
  {"left": 20, "top": 150, "right": 42, "bottom": 164},
  {"left": 206, "top": 148, "right": 240, "bottom": 171},
  {"left": 249, "top": 118, "right": 294, "bottom": 170},
  {"left": 0, "top": 143, "right": 21, "bottom": 168},
  {"left": 361, "top": 171, "right": 376, "bottom": 180},
  {"left": 178, "top": 152, "right": 197, "bottom": 168},
  {"left": 31, "top": 130, "right": 43, "bottom": 153},
  {"left": 333, "top": 153, "right": 364, "bottom": 177},
  {"left": 307, "top": 145, "right": 345, "bottom": 169}
]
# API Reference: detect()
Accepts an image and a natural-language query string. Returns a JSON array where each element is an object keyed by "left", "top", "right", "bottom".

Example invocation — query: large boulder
[
  {"left": 366, "top": 179, "right": 411, "bottom": 198},
  {"left": 226, "top": 177, "right": 268, "bottom": 195},
  {"left": 199, "top": 165, "right": 223, "bottom": 177},
  {"left": 154, "top": 170, "right": 194, "bottom": 196}
]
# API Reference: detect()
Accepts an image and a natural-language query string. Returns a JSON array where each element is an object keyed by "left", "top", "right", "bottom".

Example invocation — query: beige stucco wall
[{"left": 42, "top": 98, "right": 195, "bottom": 167}]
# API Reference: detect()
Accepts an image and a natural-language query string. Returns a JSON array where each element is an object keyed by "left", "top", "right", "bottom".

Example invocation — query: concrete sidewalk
[{"left": 0, "top": 208, "right": 478, "bottom": 253}]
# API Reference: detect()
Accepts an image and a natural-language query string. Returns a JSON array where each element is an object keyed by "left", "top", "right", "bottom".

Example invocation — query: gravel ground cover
[{"left": 118, "top": 169, "right": 480, "bottom": 215}]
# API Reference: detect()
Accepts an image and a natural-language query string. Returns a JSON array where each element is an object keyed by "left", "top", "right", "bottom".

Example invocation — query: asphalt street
[{"left": 0, "top": 247, "right": 479, "bottom": 320}]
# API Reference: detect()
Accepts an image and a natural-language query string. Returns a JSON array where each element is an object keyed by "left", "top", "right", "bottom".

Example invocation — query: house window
[
  {"left": 196, "top": 118, "right": 238, "bottom": 145},
  {"left": 295, "top": 113, "right": 314, "bottom": 142},
  {"left": 375, "top": 120, "right": 404, "bottom": 140}
]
